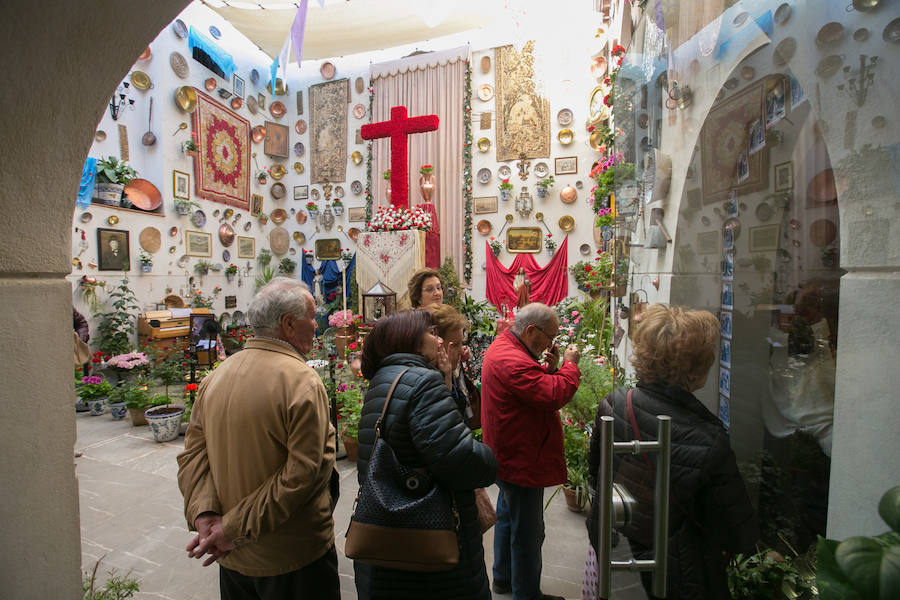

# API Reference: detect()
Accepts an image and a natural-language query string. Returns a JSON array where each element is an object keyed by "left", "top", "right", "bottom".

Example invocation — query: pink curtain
[
  {"left": 371, "top": 47, "right": 468, "bottom": 279},
  {"left": 485, "top": 236, "right": 570, "bottom": 311}
]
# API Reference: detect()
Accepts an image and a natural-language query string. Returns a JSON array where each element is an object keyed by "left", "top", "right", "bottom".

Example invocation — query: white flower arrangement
[{"left": 366, "top": 206, "right": 433, "bottom": 232}]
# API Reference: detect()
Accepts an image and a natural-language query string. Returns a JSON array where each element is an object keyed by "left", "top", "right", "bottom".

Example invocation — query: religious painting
[
  {"left": 315, "top": 238, "right": 342, "bottom": 260},
  {"left": 185, "top": 230, "right": 212, "bottom": 257},
  {"left": 233, "top": 74, "right": 244, "bottom": 99},
  {"left": 237, "top": 236, "right": 255, "bottom": 259},
  {"left": 495, "top": 42, "right": 550, "bottom": 162},
  {"left": 264, "top": 121, "right": 289, "bottom": 158},
  {"left": 774, "top": 161, "right": 793, "bottom": 191},
  {"left": 506, "top": 227, "right": 542, "bottom": 253},
  {"left": 347, "top": 207, "right": 366, "bottom": 222},
  {"left": 192, "top": 89, "right": 251, "bottom": 210},
  {"left": 474, "top": 196, "right": 498, "bottom": 214},
  {"left": 720, "top": 339, "right": 732, "bottom": 369},
  {"left": 720, "top": 310, "right": 733, "bottom": 339},
  {"left": 554, "top": 156, "right": 578, "bottom": 175},
  {"left": 718, "top": 368, "right": 731, "bottom": 399},
  {"left": 173, "top": 170, "right": 190, "bottom": 199},
  {"left": 250, "top": 194, "right": 263, "bottom": 217},
  {"left": 309, "top": 79, "right": 349, "bottom": 183},
  {"left": 97, "top": 228, "right": 130, "bottom": 271},
  {"left": 700, "top": 81, "right": 767, "bottom": 204}
]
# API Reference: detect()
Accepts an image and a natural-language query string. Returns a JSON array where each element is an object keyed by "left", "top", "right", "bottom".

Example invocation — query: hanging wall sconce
[
  {"left": 515, "top": 186, "right": 534, "bottom": 218},
  {"left": 108, "top": 81, "right": 135, "bottom": 121},
  {"left": 665, "top": 81, "right": 692, "bottom": 110}
]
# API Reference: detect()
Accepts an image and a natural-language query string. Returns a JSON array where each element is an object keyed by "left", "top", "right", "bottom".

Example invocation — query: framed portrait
[
  {"left": 173, "top": 170, "right": 190, "bottom": 200},
  {"left": 774, "top": 161, "right": 793, "bottom": 192},
  {"left": 250, "top": 194, "right": 263, "bottom": 217},
  {"left": 315, "top": 238, "right": 342, "bottom": 260},
  {"left": 237, "top": 236, "right": 255, "bottom": 259},
  {"left": 474, "top": 196, "right": 499, "bottom": 214},
  {"left": 185, "top": 230, "right": 212, "bottom": 257},
  {"left": 722, "top": 253, "right": 734, "bottom": 281},
  {"left": 718, "top": 368, "right": 731, "bottom": 398},
  {"left": 697, "top": 231, "right": 719, "bottom": 254},
  {"left": 720, "top": 310, "right": 733, "bottom": 340},
  {"left": 233, "top": 74, "right": 245, "bottom": 99},
  {"left": 294, "top": 185, "right": 309, "bottom": 200},
  {"left": 720, "top": 339, "right": 732, "bottom": 368},
  {"left": 765, "top": 78, "right": 786, "bottom": 128},
  {"left": 749, "top": 224, "right": 780, "bottom": 252},
  {"left": 506, "top": 227, "right": 543, "bottom": 253},
  {"left": 723, "top": 226, "right": 735, "bottom": 251},
  {"left": 264, "top": 121, "right": 289, "bottom": 158},
  {"left": 97, "top": 228, "right": 130, "bottom": 271},
  {"left": 554, "top": 156, "right": 578, "bottom": 175},
  {"left": 347, "top": 207, "right": 366, "bottom": 222}
]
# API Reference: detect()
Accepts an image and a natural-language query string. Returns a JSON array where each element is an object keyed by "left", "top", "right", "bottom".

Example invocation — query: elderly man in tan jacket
[{"left": 177, "top": 277, "right": 340, "bottom": 599}]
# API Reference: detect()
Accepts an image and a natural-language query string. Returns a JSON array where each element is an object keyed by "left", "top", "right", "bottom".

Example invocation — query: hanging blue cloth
[
  {"left": 301, "top": 250, "right": 316, "bottom": 289},
  {"left": 76, "top": 157, "right": 98, "bottom": 210},
  {"left": 320, "top": 254, "right": 356, "bottom": 307},
  {"left": 188, "top": 26, "right": 235, "bottom": 80}
]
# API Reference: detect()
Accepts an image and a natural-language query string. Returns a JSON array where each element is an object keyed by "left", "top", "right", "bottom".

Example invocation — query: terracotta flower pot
[
  {"left": 343, "top": 436, "right": 359, "bottom": 462},
  {"left": 128, "top": 407, "right": 148, "bottom": 426},
  {"left": 562, "top": 485, "right": 586, "bottom": 513}
]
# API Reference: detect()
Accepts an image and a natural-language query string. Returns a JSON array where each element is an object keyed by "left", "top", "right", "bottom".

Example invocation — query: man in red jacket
[{"left": 481, "top": 302, "right": 581, "bottom": 600}]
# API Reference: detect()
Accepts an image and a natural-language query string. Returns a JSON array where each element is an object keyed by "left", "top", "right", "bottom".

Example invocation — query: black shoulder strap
[{"left": 374, "top": 368, "right": 409, "bottom": 441}]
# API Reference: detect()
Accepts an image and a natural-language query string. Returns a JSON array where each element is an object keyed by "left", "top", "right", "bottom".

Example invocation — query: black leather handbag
[{"left": 344, "top": 368, "right": 461, "bottom": 572}]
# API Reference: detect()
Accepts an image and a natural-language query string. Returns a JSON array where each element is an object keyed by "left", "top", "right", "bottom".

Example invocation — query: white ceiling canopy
[{"left": 201, "top": 0, "right": 497, "bottom": 62}]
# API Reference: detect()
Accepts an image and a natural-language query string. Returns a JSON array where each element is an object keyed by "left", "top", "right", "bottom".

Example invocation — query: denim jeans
[{"left": 492, "top": 480, "right": 545, "bottom": 600}]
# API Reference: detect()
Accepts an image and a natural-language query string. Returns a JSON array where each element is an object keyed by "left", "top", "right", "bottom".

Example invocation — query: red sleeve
[{"left": 513, "top": 360, "right": 581, "bottom": 411}]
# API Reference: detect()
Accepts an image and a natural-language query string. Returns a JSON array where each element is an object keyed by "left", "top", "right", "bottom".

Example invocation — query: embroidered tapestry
[
  {"left": 309, "top": 78, "right": 349, "bottom": 183},
  {"left": 357, "top": 230, "right": 425, "bottom": 308},
  {"left": 192, "top": 89, "right": 251, "bottom": 210},
  {"left": 495, "top": 42, "right": 550, "bottom": 162}
]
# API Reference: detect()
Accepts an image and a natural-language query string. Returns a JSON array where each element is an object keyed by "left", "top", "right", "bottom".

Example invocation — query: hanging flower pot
[
  {"left": 145, "top": 404, "right": 185, "bottom": 443},
  {"left": 500, "top": 188, "right": 511, "bottom": 201},
  {"left": 332, "top": 204, "right": 344, "bottom": 216},
  {"left": 308, "top": 209, "right": 319, "bottom": 220},
  {"left": 141, "top": 262, "right": 152, "bottom": 273},
  {"left": 305, "top": 254, "right": 314, "bottom": 265},
  {"left": 536, "top": 186, "right": 548, "bottom": 199},
  {"left": 226, "top": 272, "right": 234, "bottom": 283}
]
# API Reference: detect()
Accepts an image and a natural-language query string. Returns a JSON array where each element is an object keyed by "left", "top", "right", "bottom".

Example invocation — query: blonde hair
[
  {"left": 428, "top": 303, "right": 469, "bottom": 339},
  {"left": 630, "top": 304, "right": 719, "bottom": 391}
]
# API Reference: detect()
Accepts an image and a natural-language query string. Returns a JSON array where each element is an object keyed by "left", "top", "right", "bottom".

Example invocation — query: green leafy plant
[
  {"left": 77, "top": 376, "right": 113, "bottom": 402},
  {"left": 95, "top": 156, "right": 137, "bottom": 185},
  {"left": 146, "top": 345, "right": 185, "bottom": 403},
  {"left": 488, "top": 237, "right": 503, "bottom": 253},
  {"left": 94, "top": 276, "right": 139, "bottom": 357},
  {"left": 138, "top": 250, "right": 152, "bottom": 265},
  {"left": 257, "top": 248, "right": 272, "bottom": 267},
  {"left": 80, "top": 276, "right": 106, "bottom": 313},
  {"left": 278, "top": 257, "right": 297, "bottom": 274},
  {"left": 728, "top": 548, "right": 816, "bottom": 600},
  {"left": 537, "top": 176, "right": 555, "bottom": 189},
  {"left": 594, "top": 207, "right": 614, "bottom": 228},
  {"left": 174, "top": 198, "right": 200, "bottom": 212},
  {"left": 194, "top": 260, "right": 212, "bottom": 275},
  {"left": 459, "top": 294, "right": 499, "bottom": 339},
  {"left": 82, "top": 559, "right": 140, "bottom": 600},
  {"left": 499, "top": 178, "right": 514, "bottom": 191},
  {"left": 255, "top": 264, "right": 276, "bottom": 291},
  {"left": 331, "top": 198, "right": 343, "bottom": 207},
  {"left": 438, "top": 257, "right": 463, "bottom": 309},
  {"left": 336, "top": 383, "right": 363, "bottom": 439},
  {"left": 225, "top": 263, "right": 238, "bottom": 275},
  {"left": 189, "top": 286, "right": 220, "bottom": 309},
  {"left": 383, "top": 169, "right": 391, "bottom": 180},
  {"left": 570, "top": 253, "right": 614, "bottom": 292},
  {"left": 545, "top": 233, "right": 557, "bottom": 250},
  {"left": 120, "top": 381, "right": 154, "bottom": 410}
]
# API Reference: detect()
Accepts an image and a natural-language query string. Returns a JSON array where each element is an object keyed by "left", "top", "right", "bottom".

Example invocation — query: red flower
[
  {"left": 92, "top": 357, "right": 101, "bottom": 364},
  {"left": 584, "top": 266, "right": 592, "bottom": 272},
  {"left": 185, "top": 383, "right": 198, "bottom": 392},
  {"left": 611, "top": 44, "right": 626, "bottom": 56},
  {"left": 348, "top": 342, "right": 358, "bottom": 350}
]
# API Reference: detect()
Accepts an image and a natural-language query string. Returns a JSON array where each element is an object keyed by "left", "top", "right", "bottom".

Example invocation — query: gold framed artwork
[
  {"left": 237, "top": 236, "right": 256, "bottom": 259},
  {"left": 309, "top": 78, "right": 349, "bottom": 183},
  {"left": 347, "top": 207, "right": 366, "bottom": 222},
  {"left": 474, "top": 196, "right": 499, "bottom": 214},
  {"left": 554, "top": 156, "right": 578, "bottom": 175},
  {"left": 506, "top": 227, "right": 543, "bottom": 253},
  {"left": 315, "top": 238, "right": 342, "bottom": 260},
  {"left": 97, "top": 228, "right": 130, "bottom": 271},
  {"left": 185, "top": 230, "right": 212, "bottom": 257},
  {"left": 774, "top": 161, "right": 793, "bottom": 192},
  {"left": 250, "top": 194, "right": 263, "bottom": 217},
  {"left": 173, "top": 170, "right": 190, "bottom": 199},
  {"left": 264, "top": 121, "right": 289, "bottom": 158}
]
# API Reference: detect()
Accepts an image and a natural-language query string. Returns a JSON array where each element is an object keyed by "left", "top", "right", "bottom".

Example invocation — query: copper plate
[
  {"left": 231, "top": 97, "right": 242, "bottom": 110},
  {"left": 353, "top": 104, "right": 366, "bottom": 119},
  {"left": 809, "top": 219, "right": 837, "bottom": 247},
  {"left": 174, "top": 86, "right": 198, "bottom": 113},
  {"left": 138, "top": 46, "right": 152, "bottom": 61},
  {"left": 123, "top": 178, "right": 162, "bottom": 210},
  {"left": 807, "top": 168, "right": 837, "bottom": 203},
  {"left": 94, "top": 130, "right": 106, "bottom": 142},
  {"left": 269, "top": 227, "right": 290, "bottom": 255},
  {"left": 270, "top": 101, "right": 286, "bottom": 118},
  {"left": 478, "top": 84, "right": 494, "bottom": 102},
  {"left": 246, "top": 95, "right": 258, "bottom": 114},
  {"left": 320, "top": 62, "right": 336, "bottom": 80},
  {"left": 169, "top": 226, "right": 178, "bottom": 237},
  {"left": 271, "top": 182, "right": 286, "bottom": 199},
  {"left": 295, "top": 119, "right": 307, "bottom": 134},
  {"left": 558, "top": 215, "right": 575, "bottom": 231},
  {"left": 131, "top": 71, "right": 151, "bottom": 90},
  {"left": 476, "top": 219, "right": 492, "bottom": 235},
  {"left": 170, "top": 52, "right": 189, "bottom": 79},
  {"left": 270, "top": 164, "right": 286, "bottom": 180},
  {"left": 218, "top": 223, "right": 235, "bottom": 247},
  {"left": 296, "top": 210, "right": 307, "bottom": 225},
  {"left": 205, "top": 78, "right": 216, "bottom": 91},
  {"left": 251, "top": 125, "right": 266, "bottom": 143},
  {"left": 560, "top": 186, "right": 577, "bottom": 204},
  {"left": 817, "top": 22, "right": 844, "bottom": 46},
  {"left": 271, "top": 208, "right": 287, "bottom": 224}
]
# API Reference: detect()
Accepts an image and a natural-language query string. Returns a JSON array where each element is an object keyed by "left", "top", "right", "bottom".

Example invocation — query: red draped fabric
[
  {"left": 485, "top": 236, "right": 569, "bottom": 311},
  {"left": 418, "top": 202, "right": 441, "bottom": 269}
]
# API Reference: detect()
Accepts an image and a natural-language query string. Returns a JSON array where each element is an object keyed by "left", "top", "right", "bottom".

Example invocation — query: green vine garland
[
  {"left": 365, "top": 77, "right": 374, "bottom": 222},
  {"left": 462, "top": 61, "right": 474, "bottom": 284}
]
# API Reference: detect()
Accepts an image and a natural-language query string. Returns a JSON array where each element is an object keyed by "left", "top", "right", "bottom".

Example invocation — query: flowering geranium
[
  {"left": 488, "top": 237, "right": 503, "bottom": 252},
  {"left": 366, "top": 205, "right": 433, "bottom": 232},
  {"left": 106, "top": 352, "right": 149, "bottom": 370},
  {"left": 499, "top": 178, "right": 514, "bottom": 191},
  {"left": 225, "top": 263, "right": 238, "bottom": 275},
  {"left": 537, "top": 176, "right": 555, "bottom": 189},
  {"left": 184, "top": 383, "right": 198, "bottom": 392},
  {"left": 383, "top": 169, "right": 391, "bottom": 180},
  {"left": 328, "top": 309, "right": 362, "bottom": 329},
  {"left": 340, "top": 248, "right": 354, "bottom": 263},
  {"left": 595, "top": 207, "right": 614, "bottom": 228},
  {"left": 570, "top": 253, "right": 614, "bottom": 291},
  {"left": 77, "top": 376, "right": 113, "bottom": 402},
  {"left": 306, "top": 201, "right": 319, "bottom": 211},
  {"left": 419, "top": 164, "right": 434, "bottom": 175},
  {"left": 545, "top": 233, "right": 557, "bottom": 250}
]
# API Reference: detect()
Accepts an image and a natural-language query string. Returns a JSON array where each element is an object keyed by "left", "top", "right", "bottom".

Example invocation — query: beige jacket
[{"left": 177, "top": 337, "right": 337, "bottom": 576}]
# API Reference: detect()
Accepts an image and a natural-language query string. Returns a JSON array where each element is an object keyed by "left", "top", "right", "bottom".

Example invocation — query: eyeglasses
[
  {"left": 422, "top": 285, "right": 443, "bottom": 293},
  {"left": 533, "top": 326, "right": 557, "bottom": 344}
]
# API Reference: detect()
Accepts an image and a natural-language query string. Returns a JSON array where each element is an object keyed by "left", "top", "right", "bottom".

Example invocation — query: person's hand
[
  {"left": 435, "top": 342, "right": 452, "bottom": 379},
  {"left": 563, "top": 344, "right": 580, "bottom": 365},
  {"left": 187, "top": 513, "right": 236, "bottom": 567},
  {"left": 461, "top": 345, "right": 472, "bottom": 363},
  {"left": 543, "top": 344, "right": 560, "bottom": 372}
]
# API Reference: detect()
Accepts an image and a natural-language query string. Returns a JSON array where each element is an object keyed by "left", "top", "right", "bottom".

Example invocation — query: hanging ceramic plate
[
  {"left": 177, "top": 255, "right": 189, "bottom": 268},
  {"left": 246, "top": 95, "right": 258, "bottom": 115},
  {"left": 296, "top": 210, "right": 307, "bottom": 225},
  {"left": 107, "top": 215, "right": 119, "bottom": 226},
  {"left": 320, "top": 61, "right": 336, "bottom": 80},
  {"left": 557, "top": 108, "right": 573, "bottom": 126},
  {"left": 816, "top": 55, "right": 843, "bottom": 78},
  {"left": 560, "top": 186, "right": 577, "bottom": 204},
  {"left": 498, "top": 165, "right": 511, "bottom": 179},
  {"left": 335, "top": 185, "right": 345, "bottom": 198},
  {"left": 755, "top": 202, "right": 774, "bottom": 222},
  {"left": 269, "top": 101, "right": 286, "bottom": 118},
  {"left": 348, "top": 227, "right": 360, "bottom": 241},
  {"left": 351, "top": 180, "right": 363, "bottom": 195},
  {"left": 170, "top": 52, "right": 189, "bottom": 79},
  {"left": 774, "top": 3, "right": 791, "bottom": 25},
  {"left": 294, "top": 141, "right": 305, "bottom": 156},
  {"left": 558, "top": 215, "right": 575, "bottom": 231},
  {"left": 219, "top": 223, "right": 235, "bottom": 247},
  {"left": 293, "top": 231, "right": 306, "bottom": 245},
  {"left": 854, "top": 28, "right": 870, "bottom": 42},
  {"left": 270, "top": 164, "right": 286, "bottom": 180},
  {"left": 130, "top": 71, "right": 151, "bottom": 90},
  {"left": 478, "top": 84, "right": 494, "bottom": 102},
  {"left": 733, "top": 11, "right": 750, "bottom": 27},
  {"left": 250, "top": 69, "right": 260, "bottom": 85},
  {"left": 270, "top": 227, "right": 290, "bottom": 255},
  {"left": 741, "top": 66, "right": 755, "bottom": 80},
  {"left": 244, "top": 221, "right": 252, "bottom": 232},
  {"left": 311, "top": 189, "right": 320, "bottom": 200},
  {"left": 476, "top": 219, "right": 492, "bottom": 235},
  {"left": 773, "top": 37, "right": 796, "bottom": 66},
  {"left": 172, "top": 19, "right": 188, "bottom": 39},
  {"left": 534, "top": 162, "right": 549, "bottom": 178},
  {"left": 295, "top": 119, "right": 307, "bottom": 134},
  {"left": 209, "top": 25, "right": 221, "bottom": 39},
  {"left": 252, "top": 125, "right": 266, "bottom": 143},
  {"left": 271, "top": 208, "right": 287, "bottom": 224},
  {"left": 580, "top": 243, "right": 591, "bottom": 255},
  {"left": 289, "top": 248, "right": 296, "bottom": 255},
  {"left": 191, "top": 210, "right": 206, "bottom": 228},
  {"left": 477, "top": 168, "right": 492, "bottom": 184},
  {"left": 477, "top": 137, "right": 491, "bottom": 152},
  {"left": 80, "top": 212, "right": 93, "bottom": 223},
  {"left": 293, "top": 161, "right": 304, "bottom": 174},
  {"left": 205, "top": 77, "right": 217, "bottom": 91},
  {"left": 271, "top": 182, "right": 286, "bottom": 199},
  {"left": 575, "top": 180, "right": 583, "bottom": 190},
  {"left": 94, "top": 130, "right": 106, "bottom": 142},
  {"left": 351, "top": 150, "right": 363, "bottom": 165},
  {"left": 222, "top": 249, "right": 230, "bottom": 262},
  {"left": 353, "top": 104, "right": 366, "bottom": 119},
  {"left": 817, "top": 22, "right": 844, "bottom": 46},
  {"left": 557, "top": 129, "right": 574, "bottom": 145}
]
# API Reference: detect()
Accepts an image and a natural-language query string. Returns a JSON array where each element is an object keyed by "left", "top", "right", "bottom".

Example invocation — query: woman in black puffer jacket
[
  {"left": 585, "top": 305, "right": 758, "bottom": 600},
  {"left": 353, "top": 309, "right": 498, "bottom": 600}
]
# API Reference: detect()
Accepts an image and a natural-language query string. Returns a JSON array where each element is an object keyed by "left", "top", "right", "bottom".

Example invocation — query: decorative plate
[
  {"left": 774, "top": 3, "right": 791, "bottom": 25},
  {"left": 269, "top": 101, "right": 286, "bottom": 118},
  {"left": 740, "top": 66, "right": 755, "bottom": 80},
  {"left": 351, "top": 150, "right": 363, "bottom": 165},
  {"left": 293, "top": 162, "right": 304, "bottom": 175},
  {"left": 219, "top": 312, "right": 231, "bottom": 327},
  {"left": 311, "top": 188, "right": 320, "bottom": 200},
  {"left": 557, "top": 129, "right": 574, "bottom": 145},
  {"left": 817, "top": 22, "right": 844, "bottom": 46},
  {"left": 558, "top": 215, "right": 575, "bottom": 232},
  {"left": 130, "top": 71, "right": 151, "bottom": 90},
  {"left": 191, "top": 210, "right": 206, "bottom": 228},
  {"left": 335, "top": 185, "right": 345, "bottom": 198},
  {"left": 723, "top": 77, "right": 739, "bottom": 90},
  {"left": 884, "top": 17, "right": 900, "bottom": 43},
  {"left": 218, "top": 223, "right": 235, "bottom": 247},
  {"left": 107, "top": 215, "right": 119, "bottom": 226},
  {"left": 296, "top": 210, "right": 307, "bottom": 225},
  {"left": 208, "top": 25, "right": 221, "bottom": 40},
  {"left": 476, "top": 219, "right": 492, "bottom": 235},
  {"left": 222, "top": 249, "right": 230, "bottom": 262},
  {"left": 204, "top": 77, "right": 216, "bottom": 91},
  {"left": 172, "top": 19, "right": 188, "bottom": 39},
  {"left": 80, "top": 212, "right": 93, "bottom": 223},
  {"left": 755, "top": 202, "right": 773, "bottom": 222},
  {"left": 177, "top": 255, "right": 189, "bottom": 268},
  {"left": 533, "top": 162, "right": 549, "bottom": 178},
  {"left": 477, "top": 168, "right": 492, "bottom": 184},
  {"left": 580, "top": 243, "right": 591, "bottom": 255},
  {"left": 294, "top": 141, "right": 305, "bottom": 156},
  {"left": 560, "top": 186, "right": 577, "bottom": 204},
  {"left": 557, "top": 108, "right": 573, "bottom": 126},
  {"left": 293, "top": 231, "right": 306, "bottom": 245},
  {"left": 223, "top": 208, "right": 234, "bottom": 220},
  {"left": 246, "top": 95, "right": 258, "bottom": 115},
  {"left": 575, "top": 180, "right": 583, "bottom": 190},
  {"left": 244, "top": 221, "right": 252, "bottom": 232},
  {"left": 295, "top": 119, "right": 307, "bottom": 134},
  {"left": 170, "top": 52, "right": 189, "bottom": 79},
  {"left": 251, "top": 125, "right": 266, "bottom": 143},
  {"left": 478, "top": 84, "right": 494, "bottom": 102},
  {"left": 733, "top": 11, "right": 750, "bottom": 27},
  {"left": 353, "top": 104, "right": 366, "bottom": 119},
  {"left": 250, "top": 69, "right": 260, "bottom": 85},
  {"left": 321, "top": 61, "right": 336, "bottom": 80},
  {"left": 270, "top": 182, "right": 286, "bottom": 199},
  {"left": 355, "top": 77, "right": 365, "bottom": 94},
  {"left": 230, "top": 97, "right": 242, "bottom": 110},
  {"left": 854, "top": 28, "right": 870, "bottom": 42},
  {"left": 169, "top": 226, "right": 178, "bottom": 237},
  {"left": 271, "top": 208, "right": 287, "bottom": 224},
  {"left": 773, "top": 37, "right": 796, "bottom": 66},
  {"left": 270, "top": 164, "right": 286, "bottom": 180},
  {"left": 269, "top": 227, "right": 290, "bottom": 255},
  {"left": 477, "top": 137, "right": 491, "bottom": 152},
  {"left": 816, "top": 55, "right": 843, "bottom": 78},
  {"left": 498, "top": 165, "right": 512, "bottom": 179},
  {"left": 351, "top": 180, "right": 363, "bottom": 195},
  {"left": 139, "top": 227, "right": 161, "bottom": 253},
  {"left": 94, "top": 130, "right": 106, "bottom": 142},
  {"left": 233, "top": 310, "right": 246, "bottom": 325},
  {"left": 348, "top": 227, "right": 360, "bottom": 241}
]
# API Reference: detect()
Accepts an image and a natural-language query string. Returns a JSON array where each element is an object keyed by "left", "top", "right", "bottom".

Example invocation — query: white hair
[
  {"left": 511, "top": 302, "right": 557, "bottom": 336},
  {"left": 248, "top": 277, "right": 314, "bottom": 337}
]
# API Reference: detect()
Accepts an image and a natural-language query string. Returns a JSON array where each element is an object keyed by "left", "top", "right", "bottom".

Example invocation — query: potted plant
[
  {"left": 94, "top": 156, "right": 138, "bottom": 205},
  {"left": 225, "top": 263, "right": 238, "bottom": 283},
  {"left": 121, "top": 379, "right": 154, "bottom": 426},
  {"left": 181, "top": 132, "right": 199, "bottom": 156},
  {"left": 174, "top": 198, "right": 199, "bottom": 216},
  {"left": 80, "top": 276, "right": 106, "bottom": 313},
  {"left": 105, "top": 385, "right": 128, "bottom": 420},
  {"left": 545, "top": 233, "right": 557, "bottom": 254},
  {"left": 194, "top": 260, "right": 212, "bottom": 276},
  {"left": 94, "top": 276, "right": 139, "bottom": 359},
  {"left": 144, "top": 345, "right": 185, "bottom": 442},
  {"left": 255, "top": 264, "right": 276, "bottom": 292},
  {"left": 328, "top": 309, "right": 361, "bottom": 357},
  {"left": 337, "top": 383, "right": 363, "bottom": 461},
  {"left": 257, "top": 248, "right": 272, "bottom": 267},
  {"left": 488, "top": 236, "right": 503, "bottom": 256},
  {"left": 570, "top": 252, "right": 614, "bottom": 298},
  {"left": 189, "top": 286, "right": 221, "bottom": 309},
  {"left": 499, "top": 178, "right": 514, "bottom": 201},
  {"left": 139, "top": 250, "right": 153, "bottom": 273},
  {"left": 306, "top": 201, "right": 319, "bottom": 219},
  {"left": 536, "top": 175, "right": 555, "bottom": 199},
  {"left": 78, "top": 376, "right": 113, "bottom": 416},
  {"left": 330, "top": 198, "right": 344, "bottom": 216},
  {"left": 257, "top": 211, "right": 268, "bottom": 225},
  {"left": 278, "top": 257, "right": 297, "bottom": 274},
  {"left": 257, "top": 170, "right": 268, "bottom": 185}
]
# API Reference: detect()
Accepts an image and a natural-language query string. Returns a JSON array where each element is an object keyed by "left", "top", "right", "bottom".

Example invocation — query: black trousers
[{"left": 219, "top": 545, "right": 341, "bottom": 600}]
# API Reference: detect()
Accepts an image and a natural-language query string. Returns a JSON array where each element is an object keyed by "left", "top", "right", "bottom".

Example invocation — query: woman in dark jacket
[
  {"left": 585, "top": 304, "right": 758, "bottom": 600},
  {"left": 354, "top": 309, "right": 498, "bottom": 600}
]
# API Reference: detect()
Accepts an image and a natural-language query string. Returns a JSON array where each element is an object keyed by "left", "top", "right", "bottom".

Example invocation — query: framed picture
[
  {"left": 264, "top": 121, "right": 289, "bottom": 158},
  {"left": 97, "top": 228, "right": 130, "bottom": 271},
  {"left": 765, "top": 78, "right": 786, "bottom": 128},
  {"left": 237, "top": 236, "right": 255, "bottom": 259},
  {"left": 173, "top": 170, "right": 190, "bottom": 199},
  {"left": 749, "top": 224, "right": 780, "bottom": 252},
  {"left": 774, "top": 161, "right": 793, "bottom": 191},
  {"left": 233, "top": 74, "right": 245, "bottom": 99},
  {"left": 554, "top": 156, "right": 578, "bottom": 175},
  {"left": 718, "top": 368, "right": 731, "bottom": 398},
  {"left": 723, "top": 226, "right": 735, "bottom": 251},
  {"left": 296, "top": 90, "right": 303, "bottom": 115},
  {"left": 250, "top": 194, "right": 263, "bottom": 217},
  {"left": 790, "top": 75, "right": 807, "bottom": 111},
  {"left": 748, "top": 118, "right": 765, "bottom": 155},
  {"left": 697, "top": 231, "right": 719, "bottom": 254},
  {"left": 315, "top": 238, "right": 342, "bottom": 260},
  {"left": 726, "top": 189, "right": 739, "bottom": 218},
  {"left": 347, "top": 207, "right": 366, "bottom": 222},
  {"left": 474, "top": 196, "right": 498, "bottom": 214},
  {"left": 294, "top": 185, "right": 309, "bottom": 200},
  {"left": 185, "top": 230, "right": 212, "bottom": 257},
  {"left": 722, "top": 281, "right": 734, "bottom": 310},
  {"left": 720, "top": 310, "right": 733, "bottom": 339},
  {"left": 506, "top": 227, "right": 543, "bottom": 253},
  {"left": 224, "top": 295, "right": 237, "bottom": 309},
  {"left": 720, "top": 339, "right": 732, "bottom": 368}
]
